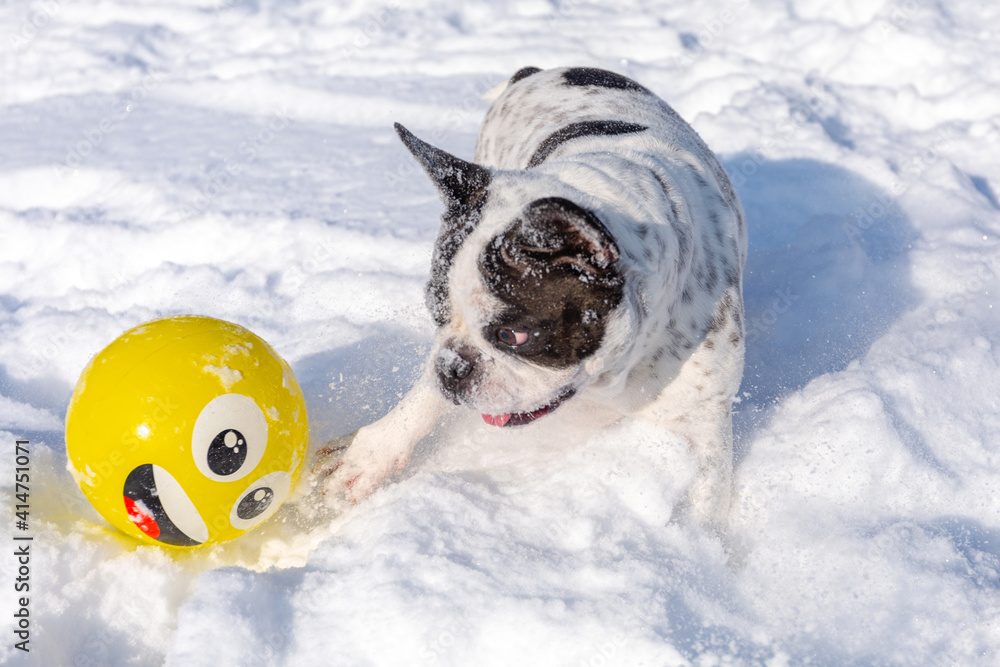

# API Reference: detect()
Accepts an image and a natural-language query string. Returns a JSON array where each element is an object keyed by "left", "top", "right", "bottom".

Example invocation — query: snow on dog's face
[{"left": 395, "top": 124, "right": 625, "bottom": 427}]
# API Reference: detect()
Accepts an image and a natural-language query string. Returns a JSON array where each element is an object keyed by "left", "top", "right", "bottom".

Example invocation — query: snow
[{"left": 2, "top": 0, "right": 1000, "bottom": 664}]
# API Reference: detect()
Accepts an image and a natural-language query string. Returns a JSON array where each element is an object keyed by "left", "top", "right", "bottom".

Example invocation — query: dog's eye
[{"left": 497, "top": 328, "right": 529, "bottom": 346}]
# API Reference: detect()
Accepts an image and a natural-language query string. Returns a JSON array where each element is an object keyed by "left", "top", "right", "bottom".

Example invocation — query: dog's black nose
[{"left": 436, "top": 340, "right": 480, "bottom": 405}]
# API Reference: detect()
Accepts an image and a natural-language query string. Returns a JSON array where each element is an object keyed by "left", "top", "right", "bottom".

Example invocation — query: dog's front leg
[{"left": 312, "top": 366, "right": 450, "bottom": 503}]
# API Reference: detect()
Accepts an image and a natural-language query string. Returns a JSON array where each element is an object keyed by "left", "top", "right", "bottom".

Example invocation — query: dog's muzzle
[{"left": 435, "top": 339, "right": 482, "bottom": 405}]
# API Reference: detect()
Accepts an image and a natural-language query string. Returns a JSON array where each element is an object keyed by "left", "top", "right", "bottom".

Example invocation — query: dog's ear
[
  {"left": 510, "top": 197, "right": 620, "bottom": 275},
  {"left": 394, "top": 123, "right": 490, "bottom": 211}
]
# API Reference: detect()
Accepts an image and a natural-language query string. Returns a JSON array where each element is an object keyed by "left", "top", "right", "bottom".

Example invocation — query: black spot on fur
[
  {"left": 479, "top": 198, "right": 624, "bottom": 369},
  {"left": 710, "top": 291, "right": 735, "bottom": 333},
  {"left": 677, "top": 224, "right": 691, "bottom": 261},
  {"left": 725, "top": 265, "right": 740, "bottom": 287},
  {"left": 693, "top": 262, "right": 705, "bottom": 285},
  {"left": 707, "top": 263, "right": 719, "bottom": 291},
  {"left": 510, "top": 67, "right": 542, "bottom": 84},
  {"left": 669, "top": 326, "right": 694, "bottom": 351},
  {"left": 562, "top": 68, "right": 651, "bottom": 94},
  {"left": 652, "top": 172, "right": 682, "bottom": 222},
  {"left": 527, "top": 121, "right": 647, "bottom": 168}
]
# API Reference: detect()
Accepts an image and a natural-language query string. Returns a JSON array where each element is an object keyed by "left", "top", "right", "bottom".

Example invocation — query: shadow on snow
[{"left": 724, "top": 156, "right": 918, "bottom": 451}]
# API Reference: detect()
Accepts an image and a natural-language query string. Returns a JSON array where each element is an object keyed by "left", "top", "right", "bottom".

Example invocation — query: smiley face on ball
[
  {"left": 66, "top": 316, "right": 309, "bottom": 548},
  {"left": 121, "top": 393, "right": 295, "bottom": 546}
]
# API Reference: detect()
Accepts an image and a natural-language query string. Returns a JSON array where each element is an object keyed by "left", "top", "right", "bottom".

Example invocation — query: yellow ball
[{"left": 65, "top": 316, "right": 309, "bottom": 548}]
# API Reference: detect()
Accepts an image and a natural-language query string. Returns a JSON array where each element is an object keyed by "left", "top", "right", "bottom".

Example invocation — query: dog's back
[{"left": 475, "top": 67, "right": 740, "bottom": 215}]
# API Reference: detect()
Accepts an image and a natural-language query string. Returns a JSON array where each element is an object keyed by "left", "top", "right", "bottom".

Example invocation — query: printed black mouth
[
  {"left": 481, "top": 387, "right": 576, "bottom": 428},
  {"left": 123, "top": 464, "right": 206, "bottom": 547}
]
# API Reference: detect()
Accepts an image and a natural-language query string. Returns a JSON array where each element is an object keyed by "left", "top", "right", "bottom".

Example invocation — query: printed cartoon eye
[
  {"left": 229, "top": 471, "right": 291, "bottom": 530},
  {"left": 191, "top": 394, "right": 268, "bottom": 482},
  {"left": 497, "top": 328, "right": 530, "bottom": 346}
]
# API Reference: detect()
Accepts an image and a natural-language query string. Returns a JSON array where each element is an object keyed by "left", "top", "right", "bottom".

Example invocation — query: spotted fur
[{"left": 314, "top": 67, "right": 747, "bottom": 529}]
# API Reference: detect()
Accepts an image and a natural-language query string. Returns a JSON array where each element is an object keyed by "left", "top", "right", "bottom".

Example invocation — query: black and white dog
[{"left": 314, "top": 66, "right": 746, "bottom": 527}]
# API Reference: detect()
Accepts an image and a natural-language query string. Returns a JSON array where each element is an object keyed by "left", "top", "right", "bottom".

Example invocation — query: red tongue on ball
[{"left": 123, "top": 496, "right": 160, "bottom": 539}]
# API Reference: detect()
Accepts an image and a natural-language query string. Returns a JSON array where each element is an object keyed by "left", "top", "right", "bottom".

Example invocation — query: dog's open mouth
[{"left": 481, "top": 388, "right": 576, "bottom": 428}]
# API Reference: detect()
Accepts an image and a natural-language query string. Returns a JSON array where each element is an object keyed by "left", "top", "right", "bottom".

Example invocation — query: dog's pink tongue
[{"left": 482, "top": 413, "right": 511, "bottom": 427}]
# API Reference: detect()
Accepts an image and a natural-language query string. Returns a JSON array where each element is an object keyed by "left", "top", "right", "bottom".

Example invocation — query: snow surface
[{"left": 2, "top": 0, "right": 1000, "bottom": 664}]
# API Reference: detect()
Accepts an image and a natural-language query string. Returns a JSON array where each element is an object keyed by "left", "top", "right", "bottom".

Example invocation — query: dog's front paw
[
  {"left": 311, "top": 431, "right": 353, "bottom": 479},
  {"left": 311, "top": 427, "right": 409, "bottom": 505}
]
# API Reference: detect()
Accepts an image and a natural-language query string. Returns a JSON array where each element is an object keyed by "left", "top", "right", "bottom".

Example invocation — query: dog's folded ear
[
  {"left": 510, "top": 197, "right": 620, "bottom": 275},
  {"left": 394, "top": 123, "right": 491, "bottom": 211}
]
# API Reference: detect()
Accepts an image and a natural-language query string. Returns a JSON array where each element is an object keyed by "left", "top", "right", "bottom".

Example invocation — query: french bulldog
[{"left": 313, "top": 66, "right": 746, "bottom": 528}]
